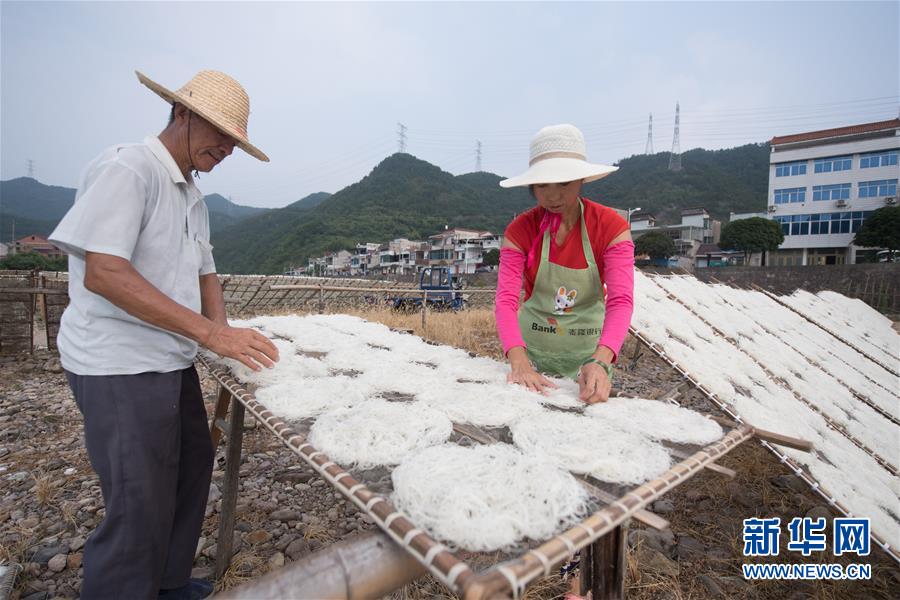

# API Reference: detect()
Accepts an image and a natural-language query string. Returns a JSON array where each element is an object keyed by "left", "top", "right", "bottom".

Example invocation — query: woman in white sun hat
[{"left": 495, "top": 124, "right": 635, "bottom": 404}]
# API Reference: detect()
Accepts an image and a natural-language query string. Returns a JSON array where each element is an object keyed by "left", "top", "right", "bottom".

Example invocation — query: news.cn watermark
[{"left": 741, "top": 517, "right": 871, "bottom": 580}]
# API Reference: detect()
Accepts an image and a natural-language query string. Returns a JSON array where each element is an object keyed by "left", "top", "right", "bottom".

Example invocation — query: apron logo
[{"left": 553, "top": 286, "right": 577, "bottom": 315}]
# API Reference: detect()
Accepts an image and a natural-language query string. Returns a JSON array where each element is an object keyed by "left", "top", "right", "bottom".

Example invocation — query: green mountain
[
  {"left": 288, "top": 191, "right": 331, "bottom": 210},
  {"left": 0, "top": 177, "right": 271, "bottom": 243},
  {"left": 585, "top": 144, "right": 770, "bottom": 222},
  {"left": 210, "top": 154, "right": 533, "bottom": 274},
  {"left": 2, "top": 142, "right": 771, "bottom": 271},
  {"left": 203, "top": 193, "right": 269, "bottom": 231},
  {"left": 212, "top": 145, "right": 770, "bottom": 274}
]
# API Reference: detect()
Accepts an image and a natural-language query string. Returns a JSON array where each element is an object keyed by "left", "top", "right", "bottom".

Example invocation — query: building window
[
  {"left": 814, "top": 156, "right": 852, "bottom": 173},
  {"left": 775, "top": 211, "right": 872, "bottom": 236},
  {"left": 774, "top": 187, "right": 806, "bottom": 204},
  {"left": 812, "top": 183, "right": 851, "bottom": 201},
  {"left": 775, "top": 161, "right": 807, "bottom": 177},
  {"left": 858, "top": 179, "right": 898, "bottom": 198},
  {"left": 860, "top": 150, "right": 898, "bottom": 169}
]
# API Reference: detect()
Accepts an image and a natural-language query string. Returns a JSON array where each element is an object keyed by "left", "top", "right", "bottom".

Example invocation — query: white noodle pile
[
  {"left": 512, "top": 410, "right": 672, "bottom": 485},
  {"left": 651, "top": 275, "right": 898, "bottom": 463},
  {"left": 254, "top": 377, "right": 370, "bottom": 420},
  {"left": 213, "top": 338, "right": 330, "bottom": 386},
  {"left": 308, "top": 399, "right": 452, "bottom": 469},
  {"left": 781, "top": 289, "right": 899, "bottom": 365},
  {"left": 586, "top": 397, "right": 724, "bottom": 445},
  {"left": 418, "top": 382, "right": 545, "bottom": 427},
  {"left": 632, "top": 270, "right": 900, "bottom": 550},
  {"left": 391, "top": 444, "right": 590, "bottom": 551}
]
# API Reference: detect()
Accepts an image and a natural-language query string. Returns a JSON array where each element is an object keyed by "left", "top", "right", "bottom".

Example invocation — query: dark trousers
[{"left": 66, "top": 366, "right": 214, "bottom": 600}]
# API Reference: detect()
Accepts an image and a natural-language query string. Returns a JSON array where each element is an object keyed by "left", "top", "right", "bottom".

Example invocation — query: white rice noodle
[
  {"left": 512, "top": 410, "right": 672, "bottom": 485},
  {"left": 254, "top": 377, "right": 370, "bottom": 420},
  {"left": 648, "top": 275, "right": 898, "bottom": 468},
  {"left": 586, "top": 397, "right": 724, "bottom": 445},
  {"left": 650, "top": 275, "right": 898, "bottom": 462},
  {"left": 632, "top": 271, "right": 900, "bottom": 550},
  {"left": 418, "top": 383, "right": 545, "bottom": 427},
  {"left": 212, "top": 338, "right": 331, "bottom": 386},
  {"left": 781, "top": 289, "right": 899, "bottom": 365},
  {"left": 308, "top": 399, "right": 452, "bottom": 469},
  {"left": 391, "top": 443, "right": 590, "bottom": 551}
]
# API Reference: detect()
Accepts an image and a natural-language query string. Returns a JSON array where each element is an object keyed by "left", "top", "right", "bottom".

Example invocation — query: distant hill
[
  {"left": 585, "top": 144, "right": 770, "bottom": 222},
  {"left": 211, "top": 154, "right": 533, "bottom": 274},
  {"left": 2, "top": 142, "right": 772, "bottom": 271},
  {"left": 212, "top": 145, "right": 770, "bottom": 274},
  {"left": 0, "top": 177, "right": 272, "bottom": 242},
  {"left": 288, "top": 191, "right": 331, "bottom": 210}
]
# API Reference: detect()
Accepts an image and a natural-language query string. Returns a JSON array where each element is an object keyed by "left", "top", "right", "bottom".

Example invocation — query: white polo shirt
[{"left": 50, "top": 136, "right": 216, "bottom": 375}]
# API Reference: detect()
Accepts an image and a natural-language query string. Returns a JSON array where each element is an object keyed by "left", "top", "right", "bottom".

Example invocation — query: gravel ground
[{"left": 1, "top": 323, "right": 898, "bottom": 599}]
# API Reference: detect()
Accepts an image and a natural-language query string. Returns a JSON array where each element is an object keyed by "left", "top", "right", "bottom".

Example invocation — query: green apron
[{"left": 519, "top": 200, "right": 605, "bottom": 380}]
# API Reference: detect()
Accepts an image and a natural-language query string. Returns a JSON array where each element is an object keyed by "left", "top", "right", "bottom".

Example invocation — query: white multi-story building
[
  {"left": 428, "top": 228, "right": 500, "bottom": 274},
  {"left": 766, "top": 118, "right": 899, "bottom": 266}
]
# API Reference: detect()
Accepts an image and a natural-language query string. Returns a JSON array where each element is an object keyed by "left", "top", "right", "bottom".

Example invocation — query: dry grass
[
  {"left": 214, "top": 548, "right": 265, "bottom": 592},
  {"left": 339, "top": 307, "right": 504, "bottom": 360},
  {"left": 302, "top": 522, "right": 335, "bottom": 545},
  {"left": 30, "top": 470, "right": 58, "bottom": 507}
]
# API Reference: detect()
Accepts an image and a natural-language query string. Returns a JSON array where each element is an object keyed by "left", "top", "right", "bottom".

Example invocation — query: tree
[
  {"left": 853, "top": 206, "right": 900, "bottom": 261},
  {"left": 0, "top": 251, "right": 67, "bottom": 271},
  {"left": 719, "top": 217, "right": 784, "bottom": 265},
  {"left": 634, "top": 231, "right": 677, "bottom": 260},
  {"left": 481, "top": 248, "right": 499, "bottom": 267}
]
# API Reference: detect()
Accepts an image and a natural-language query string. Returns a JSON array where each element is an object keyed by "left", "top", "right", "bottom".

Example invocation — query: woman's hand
[
  {"left": 577, "top": 362, "right": 611, "bottom": 404},
  {"left": 507, "top": 347, "right": 558, "bottom": 394}
]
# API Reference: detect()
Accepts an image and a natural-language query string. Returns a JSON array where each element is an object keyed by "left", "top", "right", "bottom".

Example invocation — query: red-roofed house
[
  {"left": 14, "top": 235, "right": 65, "bottom": 258},
  {"left": 766, "top": 119, "right": 899, "bottom": 265}
]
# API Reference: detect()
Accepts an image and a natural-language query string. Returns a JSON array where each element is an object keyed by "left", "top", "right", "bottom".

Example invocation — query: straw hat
[
  {"left": 136, "top": 69, "right": 268, "bottom": 162},
  {"left": 499, "top": 124, "right": 616, "bottom": 188}
]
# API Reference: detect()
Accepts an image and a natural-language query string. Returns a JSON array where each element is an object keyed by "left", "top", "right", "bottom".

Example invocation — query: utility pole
[
  {"left": 645, "top": 114, "right": 653, "bottom": 155},
  {"left": 668, "top": 102, "right": 682, "bottom": 172},
  {"left": 26, "top": 159, "right": 35, "bottom": 179},
  {"left": 475, "top": 140, "right": 482, "bottom": 172},
  {"left": 397, "top": 123, "right": 407, "bottom": 154}
]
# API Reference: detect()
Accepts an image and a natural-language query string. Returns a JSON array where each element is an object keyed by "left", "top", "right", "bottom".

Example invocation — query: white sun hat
[
  {"left": 136, "top": 69, "right": 269, "bottom": 162},
  {"left": 499, "top": 124, "right": 617, "bottom": 188}
]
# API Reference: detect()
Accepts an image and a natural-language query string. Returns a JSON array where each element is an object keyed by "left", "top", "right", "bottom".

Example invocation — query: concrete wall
[{"left": 692, "top": 263, "right": 900, "bottom": 314}]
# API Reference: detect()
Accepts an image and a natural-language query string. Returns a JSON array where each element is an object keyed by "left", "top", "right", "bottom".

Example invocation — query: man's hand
[
  {"left": 577, "top": 362, "right": 611, "bottom": 404},
  {"left": 203, "top": 323, "right": 280, "bottom": 371},
  {"left": 506, "top": 346, "right": 558, "bottom": 394}
]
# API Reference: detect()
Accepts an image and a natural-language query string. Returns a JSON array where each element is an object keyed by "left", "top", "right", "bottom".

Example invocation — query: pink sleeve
[
  {"left": 598, "top": 240, "right": 635, "bottom": 362},
  {"left": 495, "top": 247, "right": 527, "bottom": 355}
]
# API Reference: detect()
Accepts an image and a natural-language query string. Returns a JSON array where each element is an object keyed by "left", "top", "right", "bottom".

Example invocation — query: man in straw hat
[{"left": 49, "top": 70, "right": 278, "bottom": 600}]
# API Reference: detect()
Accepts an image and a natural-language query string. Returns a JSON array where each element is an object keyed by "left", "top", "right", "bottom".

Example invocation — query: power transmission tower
[
  {"left": 668, "top": 102, "right": 682, "bottom": 172},
  {"left": 26, "top": 159, "right": 35, "bottom": 179},
  {"left": 475, "top": 140, "right": 482, "bottom": 172},
  {"left": 397, "top": 123, "right": 407, "bottom": 153},
  {"left": 644, "top": 114, "right": 654, "bottom": 155}
]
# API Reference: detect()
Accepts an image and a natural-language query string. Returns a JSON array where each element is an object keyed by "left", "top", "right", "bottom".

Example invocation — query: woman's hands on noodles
[
  {"left": 577, "top": 345, "right": 615, "bottom": 404},
  {"left": 506, "top": 346, "right": 558, "bottom": 394}
]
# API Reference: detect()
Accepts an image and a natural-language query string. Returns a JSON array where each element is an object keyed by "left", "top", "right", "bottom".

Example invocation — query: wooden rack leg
[
  {"left": 591, "top": 522, "right": 627, "bottom": 600},
  {"left": 215, "top": 396, "right": 245, "bottom": 580},
  {"left": 210, "top": 385, "right": 232, "bottom": 450}
]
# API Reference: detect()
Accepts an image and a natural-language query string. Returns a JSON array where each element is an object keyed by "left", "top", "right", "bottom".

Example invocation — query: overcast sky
[{"left": 2, "top": 1, "right": 897, "bottom": 208}]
